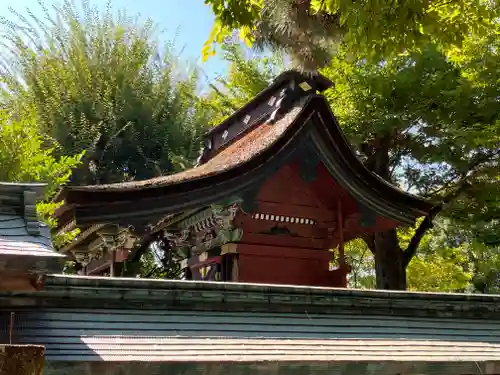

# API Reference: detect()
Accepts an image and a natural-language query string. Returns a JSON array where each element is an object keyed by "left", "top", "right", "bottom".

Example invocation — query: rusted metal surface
[
  {"left": 0, "top": 345, "right": 44, "bottom": 375},
  {"left": 43, "top": 360, "right": 500, "bottom": 375}
]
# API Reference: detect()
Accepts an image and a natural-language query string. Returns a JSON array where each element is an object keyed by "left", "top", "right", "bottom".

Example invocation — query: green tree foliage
[
  {"left": 0, "top": 0, "right": 213, "bottom": 274},
  {"left": 1, "top": 0, "right": 209, "bottom": 186},
  {"left": 0, "top": 109, "right": 79, "bottom": 194},
  {"left": 345, "top": 216, "right": 500, "bottom": 294},
  {"left": 344, "top": 239, "right": 375, "bottom": 289},
  {"left": 128, "top": 240, "right": 184, "bottom": 279},
  {"left": 0, "top": 106, "right": 82, "bottom": 247},
  {"left": 399, "top": 222, "right": 473, "bottom": 292},
  {"left": 323, "top": 38, "right": 499, "bottom": 289},
  {"left": 202, "top": 43, "right": 286, "bottom": 125},
  {"left": 204, "top": 0, "right": 498, "bottom": 70}
]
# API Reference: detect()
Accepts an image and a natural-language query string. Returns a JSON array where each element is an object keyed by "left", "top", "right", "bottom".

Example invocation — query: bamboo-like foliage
[{"left": 0, "top": 0, "right": 209, "bottom": 185}]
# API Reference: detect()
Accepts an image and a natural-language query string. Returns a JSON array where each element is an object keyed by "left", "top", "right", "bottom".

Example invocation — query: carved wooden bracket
[{"left": 165, "top": 203, "right": 242, "bottom": 254}]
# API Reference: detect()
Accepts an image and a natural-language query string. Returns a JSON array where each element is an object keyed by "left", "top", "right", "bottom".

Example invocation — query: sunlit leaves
[
  {"left": 407, "top": 252, "right": 472, "bottom": 292},
  {"left": 204, "top": 0, "right": 499, "bottom": 69},
  {"left": 0, "top": 109, "right": 82, "bottom": 195},
  {"left": 203, "top": 0, "right": 262, "bottom": 61},
  {"left": 202, "top": 43, "right": 286, "bottom": 125},
  {"left": 0, "top": 107, "right": 82, "bottom": 248},
  {"left": 1, "top": 0, "right": 209, "bottom": 186},
  {"left": 344, "top": 239, "right": 375, "bottom": 289},
  {"left": 344, "top": 223, "right": 474, "bottom": 292}
]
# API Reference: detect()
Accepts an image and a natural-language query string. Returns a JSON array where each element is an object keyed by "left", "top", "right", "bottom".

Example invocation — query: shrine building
[
  {"left": 4, "top": 72, "right": 500, "bottom": 375},
  {"left": 54, "top": 70, "right": 434, "bottom": 287}
]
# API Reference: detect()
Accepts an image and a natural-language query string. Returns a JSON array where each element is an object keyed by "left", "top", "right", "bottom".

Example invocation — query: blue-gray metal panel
[
  {"left": 0, "top": 214, "right": 62, "bottom": 258},
  {"left": 3, "top": 308, "right": 500, "bottom": 362}
]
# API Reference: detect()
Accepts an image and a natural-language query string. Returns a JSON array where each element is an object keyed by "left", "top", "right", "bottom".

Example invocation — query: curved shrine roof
[
  {"left": 54, "top": 71, "right": 436, "bottom": 233},
  {"left": 67, "top": 105, "right": 304, "bottom": 192}
]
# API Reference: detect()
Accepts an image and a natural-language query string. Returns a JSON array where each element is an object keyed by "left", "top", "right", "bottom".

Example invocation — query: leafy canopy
[
  {"left": 1, "top": 0, "right": 209, "bottom": 186},
  {"left": 201, "top": 40, "right": 500, "bottom": 291},
  {"left": 0, "top": 109, "right": 81, "bottom": 195},
  {"left": 0, "top": 106, "right": 82, "bottom": 247},
  {"left": 204, "top": 0, "right": 498, "bottom": 69},
  {"left": 202, "top": 44, "right": 286, "bottom": 126}
]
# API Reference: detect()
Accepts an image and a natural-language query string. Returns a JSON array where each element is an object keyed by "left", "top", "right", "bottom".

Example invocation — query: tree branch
[
  {"left": 144, "top": 266, "right": 160, "bottom": 278},
  {"left": 403, "top": 149, "right": 500, "bottom": 267},
  {"left": 402, "top": 205, "right": 441, "bottom": 268},
  {"left": 403, "top": 177, "right": 479, "bottom": 267},
  {"left": 422, "top": 171, "right": 460, "bottom": 198},
  {"left": 402, "top": 161, "right": 497, "bottom": 268}
]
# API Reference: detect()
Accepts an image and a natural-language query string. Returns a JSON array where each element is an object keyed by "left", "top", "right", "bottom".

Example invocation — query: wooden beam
[
  {"left": 256, "top": 201, "right": 334, "bottom": 222},
  {"left": 241, "top": 233, "right": 326, "bottom": 250},
  {"left": 239, "top": 216, "right": 328, "bottom": 240}
]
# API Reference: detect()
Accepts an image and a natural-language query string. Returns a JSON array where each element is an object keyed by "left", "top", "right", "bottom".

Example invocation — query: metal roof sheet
[
  {"left": 0, "top": 215, "right": 63, "bottom": 258},
  {"left": 4, "top": 308, "right": 500, "bottom": 362},
  {"left": 2, "top": 276, "right": 500, "bottom": 373},
  {"left": 0, "top": 182, "right": 64, "bottom": 274}
]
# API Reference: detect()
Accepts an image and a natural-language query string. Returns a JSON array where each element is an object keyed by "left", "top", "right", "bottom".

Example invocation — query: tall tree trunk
[
  {"left": 373, "top": 230, "right": 406, "bottom": 290},
  {"left": 364, "top": 135, "right": 408, "bottom": 290}
]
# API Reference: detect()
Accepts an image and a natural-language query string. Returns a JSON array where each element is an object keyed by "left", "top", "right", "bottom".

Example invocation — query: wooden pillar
[
  {"left": 109, "top": 250, "right": 116, "bottom": 277},
  {"left": 0, "top": 345, "right": 44, "bottom": 375},
  {"left": 221, "top": 243, "right": 239, "bottom": 282},
  {"left": 337, "top": 199, "right": 345, "bottom": 266}
]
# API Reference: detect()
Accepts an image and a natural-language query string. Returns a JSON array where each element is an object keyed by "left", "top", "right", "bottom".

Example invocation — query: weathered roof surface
[
  {"left": 205, "top": 70, "right": 333, "bottom": 138},
  {"left": 54, "top": 94, "right": 435, "bottom": 232},
  {"left": 7, "top": 273, "right": 500, "bottom": 316},
  {"left": 64, "top": 105, "right": 304, "bottom": 192},
  {"left": 1, "top": 275, "right": 500, "bottom": 369},
  {"left": 0, "top": 182, "right": 46, "bottom": 198},
  {"left": 0, "top": 215, "right": 59, "bottom": 253}
]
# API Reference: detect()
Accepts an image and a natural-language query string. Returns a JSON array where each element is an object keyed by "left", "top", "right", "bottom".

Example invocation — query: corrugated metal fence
[{"left": 2, "top": 307, "right": 500, "bottom": 362}]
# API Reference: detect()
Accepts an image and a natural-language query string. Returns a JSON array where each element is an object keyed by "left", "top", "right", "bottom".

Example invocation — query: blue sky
[{"left": 0, "top": 0, "right": 228, "bottom": 82}]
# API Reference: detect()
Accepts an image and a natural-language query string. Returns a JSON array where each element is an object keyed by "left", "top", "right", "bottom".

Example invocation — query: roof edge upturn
[{"left": 54, "top": 95, "right": 436, "bottom": 231}]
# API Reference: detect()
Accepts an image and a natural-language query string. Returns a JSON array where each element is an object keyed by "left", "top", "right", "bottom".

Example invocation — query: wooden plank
[
  {"left": 256, "top": 201, "right": 334, "bottom": 222},
  {"left": 22, "top": 309, "right": 500, "bottom": 329},
  {"left": 241, "top": 233, "right": 326, "bottom": 249}
]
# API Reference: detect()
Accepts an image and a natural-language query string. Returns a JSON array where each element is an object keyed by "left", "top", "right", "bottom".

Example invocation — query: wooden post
[
  {"left": 337, "top": 199, "right": 345, "bottom": 267},
  {"left": 110, "top": 250, "right": 116, "bottom": 277},
  {"left": 9, "top": 313, "right": 14, "bottom": 344},
  {"left": 0, "top": 345, "right": 44, "bottom": 375}
]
